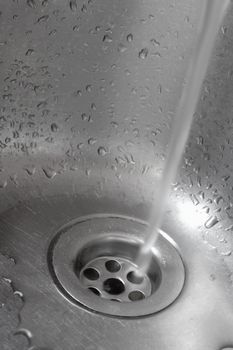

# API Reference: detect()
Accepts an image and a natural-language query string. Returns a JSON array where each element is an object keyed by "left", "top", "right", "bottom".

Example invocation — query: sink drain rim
[{"left": 48, "top": 215, "right": 185, "bottom": 317}]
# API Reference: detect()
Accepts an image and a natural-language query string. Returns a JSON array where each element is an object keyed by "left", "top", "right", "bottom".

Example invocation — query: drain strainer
[
  {"left": 48, "top": 216, "right": 185, "bottom": 317},
  {"left": 79, "top": 256, "right": 154, "bottom": 302}
]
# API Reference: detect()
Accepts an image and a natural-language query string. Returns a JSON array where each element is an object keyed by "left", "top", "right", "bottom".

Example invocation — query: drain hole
[
  {"left": 127, "top": 271, "right": 144, "bottom": 284},
  {"left": 88, "top": 287, "right": 101, "bottom": 296},
  {"left": 103, "top": 278, "right": 125, "bottom": 295},
  {"left": 83, "top": 268, "right": 100, "bottom": 281},
  {"left": 105, "top": 260, "right": 121, "bottom": 273},
  {"left": 128, "top": 291, "right": 145, "bottom": 301}
]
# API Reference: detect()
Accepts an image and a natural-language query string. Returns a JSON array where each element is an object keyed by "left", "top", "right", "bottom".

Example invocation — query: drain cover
[
  {"left": 79, "top": 255, "right": 153, "bottom": 302},
  {"left": 48, "top": 216, "right": 185, "bottom": 317}
]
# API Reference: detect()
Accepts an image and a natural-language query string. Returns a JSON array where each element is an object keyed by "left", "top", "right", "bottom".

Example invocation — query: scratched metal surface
[{"left": 0, "top": 0, "right": 233, "bottom": 349}]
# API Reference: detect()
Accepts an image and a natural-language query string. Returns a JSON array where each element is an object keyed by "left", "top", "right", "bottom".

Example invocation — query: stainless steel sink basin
[{"left": 0, "top": 0, "right": 233, "bottom": 349}]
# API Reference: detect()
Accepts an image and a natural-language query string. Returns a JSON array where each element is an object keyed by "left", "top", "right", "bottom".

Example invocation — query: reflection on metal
[
  {"left": 0, "top": 0, "right": 232, "bottom": 348},
  {"left": 177, "top": 200, "right": 209, "bottom": 228}
]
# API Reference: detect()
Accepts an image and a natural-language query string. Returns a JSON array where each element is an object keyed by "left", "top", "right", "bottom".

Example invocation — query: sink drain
[
  {"left": 48, "top": 216, "right": 185, "bottom": 317},
  {"left": 79, "top": 255, "right": 154, "bottom": 302}
]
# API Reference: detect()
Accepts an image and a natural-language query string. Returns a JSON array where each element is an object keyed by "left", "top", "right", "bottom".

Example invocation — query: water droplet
[
  {"left": 49, "top": 29, "right": 57, "bottom": 36},
  {"left": 222, "top": 175, "right": 230, "bottom": 182},
  {"left": 10, "top": 174, "right": 18, "bottom": 185},
  {"left": 125, "top": 69, "right": 131, "bottom": 76},
  {"left": 139, "top": 48, "right": 149, "bottom": 59},
  {"left": 88, "top": 138, "right": 97, "bottom": 145},
  {"left": 214, "top": 196, "right": 223, "bottom": 205},
  {"left": 27, "top": 0, "right": 36, "bottom": 8},
  {"left": 69, "top": 0, "right": 77, "bottom": 11},
  {"left": 111, "top": 121, "right": 118, "bottom": 128},
  {"left": 91, "top": 103, "right": 96, "bottom": 111},
  {"left": 196, "top": 135, "right": 204, "bottom": 145},
  {"left": 205, "top": 215, "right": 219, "bottom": 229},
  {"left": 51, "top": 123, "right": 58, "bottom": 132},
  {"left": 5, "top": 137, "right": 11, "bottom": 144},
  {"left": 81, "top": 113, "right": 88, "bottom": 121},
  {"left": 42, "top": 0, "right": 49, "bottom": 6},
  {"left": 150, "top": 38, "right": 160, "bottom": 46},
  {"left": 81, "top": 4, "right": 87, "bottom": 12},
  {"left": 206, "top": 183, "right": 213, "bottom": 190},
  {"left": 221, "top": 25, "right": 227, "bottom": 35},
  {"left": 98, "top": 146, "right": 107, "bottom": 156},
  {"left": 188, "top": 176, "right": 193, "bottom": 188},
  {"left": 42, "top": 167, "right": 57, "bottom": 179},
  {"left": 203, "top": 153, "right": 210, "bottom": 161},
  {"left": 72, "top": 25, "right": 80, "bottom": 33},
  {"left": 37, "top": 101, "right": 47, "bottom": 109},
  {"left": 220, "top": 250, "right": 232, "bottom": 257},
  {"left": 15, "top": 329, "right": 32, "bottom": 341},
  {"left": 75, "top": 90, "right": 82, "bottom": 97},
  {"left": 85, "top": 168, "right": 91, "bottom": 177},
  {"left": 118, "top": 43, "right": 127, "bottom": 53},
  {"left": 70, "top": 165, "right": 78, "bottom": 171},
  {"left": 198, "top": 190, "right": 204, "bottom": 200},
  {"left": 103, "top": 34, "right": 112, "bottom": 43},
  {"left": 86, "top": 84, "right": 92, "bottom": 92},
  {"left": 24, "top": 166, "right": 36, "bottom": 176},
  {"left": 218, "top": 233, "right": 225, "bottom": 243},
  {"left": 184, "top": 157, "right": 193, "bottom": 166},
  {"left": 225, "top": 225, "right": 233, "bottom": 231},
  {"left": 0, "top": 180, "right": 7, "bottom": 189},
  {"left": 190, "top": 194, "right": 199, "bottom": 206},
  {"left": 14, "top": 290, "right": 24, "bottom": 298},
  {"left": 37, "top": 15, "right": 49, "bottom": 24},
  {"left": 126, "top": 33, "right": 133, "bottom": 42},
  {"left": 25, "top": 49, "right": 34, "bottom": 56},
  {"left": 77, "top": 143, "right": 84, "bottom": 150},
  {"left": 3, "top": 93, "right": 12, "bottom": 100}
]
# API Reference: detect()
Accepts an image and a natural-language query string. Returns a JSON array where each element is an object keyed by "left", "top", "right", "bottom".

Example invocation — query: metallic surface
[{"left": 0, "top": 0, "right": 233, "bottom": 349}]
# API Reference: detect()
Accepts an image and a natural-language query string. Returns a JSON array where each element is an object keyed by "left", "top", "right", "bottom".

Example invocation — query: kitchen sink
[{"left": 0, "top": 0, "right": 233, "bottom": 349}]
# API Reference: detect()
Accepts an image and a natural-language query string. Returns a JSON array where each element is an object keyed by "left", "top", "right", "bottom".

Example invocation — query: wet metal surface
[{"left": 0, "top": 0, "right": 233, "bottom": 349}]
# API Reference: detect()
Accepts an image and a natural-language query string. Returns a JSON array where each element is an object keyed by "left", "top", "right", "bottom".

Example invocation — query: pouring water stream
[{"left": 136, "top": 0, "right": 230, "bottom": 276}]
